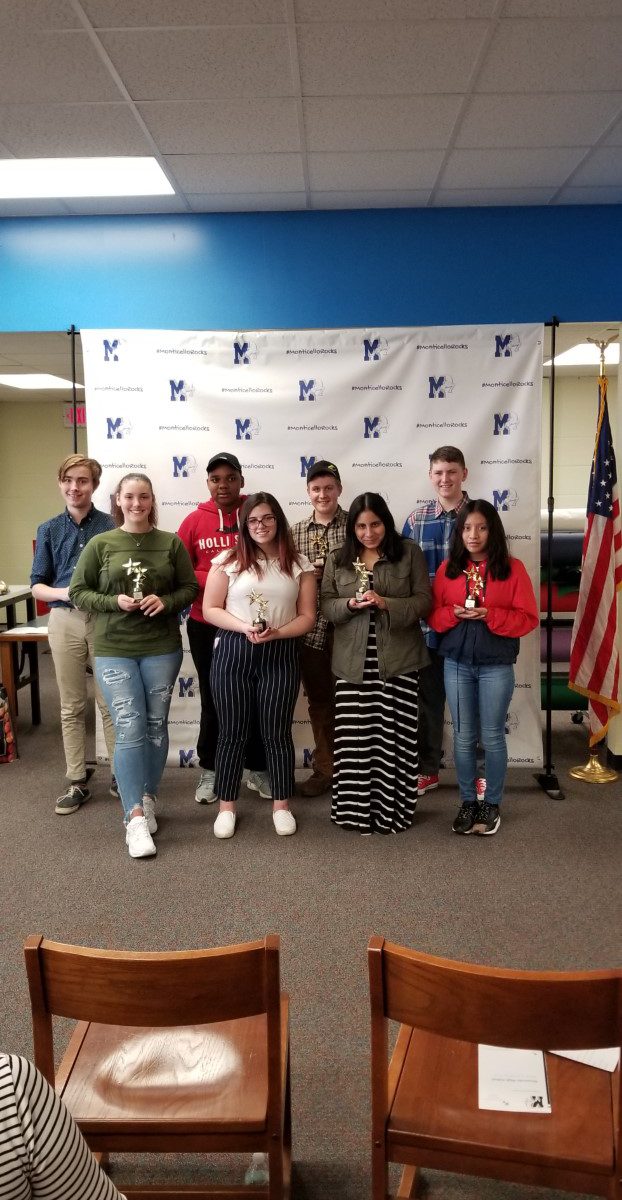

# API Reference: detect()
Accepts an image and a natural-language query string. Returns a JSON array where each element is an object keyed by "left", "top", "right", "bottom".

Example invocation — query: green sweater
[{"left": 69, "top": 528, "right": 199, "bottom": 658}]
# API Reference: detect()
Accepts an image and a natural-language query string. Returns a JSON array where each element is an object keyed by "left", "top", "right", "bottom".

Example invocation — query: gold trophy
[
  {"left": 249, "top": 588, "right": 269, "bottom": 632},
  {"left": 463, "top": 564, "right": 484, "bottom": 609},
  {"left": 353, "top": 557, "right": 370, "bottom": 602},
  {"left": 311, "top": 528, "right": 329, "bottom": 567},
  {"left": 123, "top": 557, "right": 148, "bottom": 601}
]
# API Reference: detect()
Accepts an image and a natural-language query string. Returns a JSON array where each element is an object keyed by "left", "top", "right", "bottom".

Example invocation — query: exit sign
[{"left": 63, "top": 403, "right": 86, "bottom": 427}]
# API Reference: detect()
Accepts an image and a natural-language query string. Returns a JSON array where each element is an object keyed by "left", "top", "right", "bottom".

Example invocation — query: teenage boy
[
  {"left": 290, "top": 460, "right": 347, "bottom": 797},
  {"left": 402, "top": 446, "right": 472, "bottom": 796},
  {"left": 177, "top": 451, "right": 268, "bottom": 803},
  {"left": 31, "top": 454, "right": 116, "bottom": 814}
]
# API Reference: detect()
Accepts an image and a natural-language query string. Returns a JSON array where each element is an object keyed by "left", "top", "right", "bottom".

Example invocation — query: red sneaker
[
  {"left": 475, "top": 777, "right": 487, "bottom": 799},
  {"left": 417, "top": 773, "right": 439, "bottom": 796}
]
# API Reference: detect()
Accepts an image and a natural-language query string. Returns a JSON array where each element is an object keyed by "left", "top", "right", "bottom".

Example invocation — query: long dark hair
[
  {"left": 446, "top": 499, "right": 511, "bottom": 581},
  {"left": 337, "top": 493, "right": 404, "bottom": 567},
  {"left": 223, "top": 492, "right": 300, "bottom": 577},
  {"left": 112, "top": 472, "right": 158, "bottom": 528}
]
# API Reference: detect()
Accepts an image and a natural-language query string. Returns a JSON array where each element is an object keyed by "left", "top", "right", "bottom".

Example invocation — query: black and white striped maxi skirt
[{"left": 331, "top": 615, "right": 418, "bottom": 834}]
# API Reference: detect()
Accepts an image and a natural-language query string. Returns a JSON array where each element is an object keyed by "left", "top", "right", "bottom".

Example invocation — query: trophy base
[
  {"left": 464, "top": 598, "right": 476, "bottom": 609},
  {"left": 252, "top": 619, "right": 267, "bottom": 633},
  {"left": 132, "top": 591, "right": 143, "bottom": 601},
  {"left": 355, "top": 591, "right": 365, "bottom": 602}
]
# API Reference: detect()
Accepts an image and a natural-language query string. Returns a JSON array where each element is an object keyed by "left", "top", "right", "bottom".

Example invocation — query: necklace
[{"left": 122, "top": 527, "right": 150, "bottom": 549}]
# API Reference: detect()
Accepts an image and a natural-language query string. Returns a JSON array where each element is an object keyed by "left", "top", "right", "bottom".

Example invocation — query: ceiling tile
[
  {"left": 83, "top": 0, "right": 285, "bottom": 26},
  {"left": 0, "top": 31, "right": 122, "bottom": 103},
  {"left": 311, "top": 189, "right": 432, "bottom": 208},
  {"left": 478, "top": 18, "right": 622, "bottom": 93},
  {"left": 567, "top": 147, "right": 622, "bottom": 186},
  {"left": 166, "top": 153, "right": 306, "bottom": 192},
  {"left": 297, "top": 20, "right": 488, "bottom": 95},
  {"left": 295, "top": 1, "right": 495, "bottom": 18},
  {"left": 456, "top": 93, "right": 622, "bottom": 148},
  {"left": 62, "top": 195, "right": 190, "bottom": 215},
  {"left": 99, "top": 27, "right": 294, "bottom": 100},
  {"left": 303, "top": 96, "right": 461, "bottom": 152},
  {"left": 441, "top": 147, "right": 587, "bottom": 188},
  {"left": 187, "top": 192, "right": 308, "bottom": 211},
  {"left": 434, "top": 186, "right": 556, "bottom": 205},
  {"left": 138, "top": 99, "right": 301, "bottom": 153},
  {"left": 0, "top": 104, "right": 151, "bottom": 156},
  {"left": 0, "top": 1, "right": 79, "bottom": 28},
  {"left": 309, "top": 150, "right": 443, "bottom": 190},
  {"left": 0, "top": 198, "right": 72, "bottom": 217},
  {"left": 554, "top": 185, "right": 622, "bottom": 203}
]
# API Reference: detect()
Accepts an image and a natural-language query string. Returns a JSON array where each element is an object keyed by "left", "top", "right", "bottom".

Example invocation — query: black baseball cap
[
  {"left": 206, "top": 452, "right": 242, "bottom": 474},
  {"left": 306, "top": 460, "right": 341, "bottom": 484}
]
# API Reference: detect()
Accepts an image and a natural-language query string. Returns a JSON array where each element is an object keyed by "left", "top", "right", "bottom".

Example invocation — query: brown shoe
[{"left": 300, "top": 770, "right": 333, "bottom": 797}]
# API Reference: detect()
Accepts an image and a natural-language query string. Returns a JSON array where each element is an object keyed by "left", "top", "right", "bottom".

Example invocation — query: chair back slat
[
  {"left": 375, "top": 940, "right": 622, "bottom": 1050},
  {"left": 26, "top": 937, "right": 275, "bottom": 1027}
]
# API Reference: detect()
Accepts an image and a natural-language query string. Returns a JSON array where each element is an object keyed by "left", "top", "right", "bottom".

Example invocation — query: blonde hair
[
  {"left": 57, "top": 454, "right": 102, "bottom": 487},
  {"left": 112, "top": 472, "right": 158, "bottom": 528}
]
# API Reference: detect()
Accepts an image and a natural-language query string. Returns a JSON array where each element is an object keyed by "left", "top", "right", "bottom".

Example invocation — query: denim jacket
[{"left": 320, "top": 541, "right": 431, "bottom": 684}]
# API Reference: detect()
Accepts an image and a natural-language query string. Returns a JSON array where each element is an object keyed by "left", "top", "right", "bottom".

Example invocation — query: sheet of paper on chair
[
  {"left": 550, "top": 1048, "right": 620, "bottom": 1073},
  {"left": 478, "top": 1045, "right": 551, "bottom": 1113}
]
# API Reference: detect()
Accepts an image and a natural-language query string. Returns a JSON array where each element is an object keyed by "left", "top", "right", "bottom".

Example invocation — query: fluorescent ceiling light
[
  {"left": 0, "top": 374, "right": 84, "bottom": 390},
  {"left": 0, "top": 157, "right": 174, "bottom": 198},
  {"left": 544, "top": 342, "right": 620, "bottom": 367}
]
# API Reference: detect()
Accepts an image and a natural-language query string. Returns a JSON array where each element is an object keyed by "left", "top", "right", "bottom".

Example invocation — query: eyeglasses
[{"left": 248, "top": 515, "right": 276, "bottom": 528}]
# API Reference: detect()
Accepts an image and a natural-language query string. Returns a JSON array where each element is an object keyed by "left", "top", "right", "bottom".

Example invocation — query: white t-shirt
[{"left": 213, "top": 551, "right": 314, "bottom": 629}]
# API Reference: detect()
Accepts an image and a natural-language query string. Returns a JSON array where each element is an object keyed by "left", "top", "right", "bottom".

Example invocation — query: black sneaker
[
  {"left": 110, "top": 775, "right": 120, "bottom": 798},
  {"left": 472, "top": 801, "right": 501, "bottom": 836},
  {"left": 55, "top": 783, "right": 90, "bottom": 815},
  {"left": 452, "top": 803, "right": 478, "bottom": 834}
]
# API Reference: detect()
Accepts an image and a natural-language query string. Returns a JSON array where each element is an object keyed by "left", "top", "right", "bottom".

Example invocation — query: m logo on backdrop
[
  {"left": 493, "top": 488, "right": 519, "bottom": 511},
  {"left": 363, "top": 416, "right": 389, "bottom": 439},
  {"left": 298, "top": 379, "right": 324, "bottom": 402},
  {"left": 178, "top": 676, "right": 195, "bottom": 699},
  {"left": 179, "top": 749, "right": 196, "bottom": 767},
  {"left": 494, "top": 333, "right": 521, "bottom": 358},
  {"left": 235, "top": 417, "right": 260, "bottom": 440},
  {"left": 106, "top": 417, "right": 132, "bottom": 439},
  {"left": 233, "top": 337, "right": 258, "bottom": 365},
  {"left": 170, "top": 379, "right": 194, "bottom": 402},
  {"left": 300, "top": 455, "right": 316, "bottom": 477},
  {"left": 363, "top": 336, "right": 388, "bottom": 362},
  {"left": 505, "top": 710, "right": 519, "bottom": 735},
  {"left": 428, "top": 375, "right": 455, "bottom": 399},
  {"left": 172, "top": 455, "right": 198, "bottom": 478},
  {"left": 493, "top": 411, "right": 520, "bottom": 435},
  {"left": 103, "top": 337, "right": 121, "bottom": 362},
  {"left": 303, "top": 749, "right": 314, "bottom": 769}
]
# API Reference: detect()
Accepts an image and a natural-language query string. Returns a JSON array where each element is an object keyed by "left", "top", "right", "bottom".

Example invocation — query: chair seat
[
  {"left": 389, "top": 1030, "right": 615, "bottom": 1176},
  {"left": 59, "top": 1011, "right": 279, "bottom": 1135}
]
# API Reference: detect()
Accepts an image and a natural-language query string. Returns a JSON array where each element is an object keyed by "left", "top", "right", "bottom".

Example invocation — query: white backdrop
[{"left": 81, "top": 324, "right": 544, "bottom": 771}]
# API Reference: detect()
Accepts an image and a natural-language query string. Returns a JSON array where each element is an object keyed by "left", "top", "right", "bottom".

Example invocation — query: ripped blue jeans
[{"left": 95, "top": 651, "right": 183, "bottom": 821}]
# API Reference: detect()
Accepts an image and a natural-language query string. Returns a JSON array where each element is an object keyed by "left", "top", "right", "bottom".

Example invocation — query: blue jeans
[
  {"left": 95, "top": 651, "right": 182, "bottom": 820},
  {"left": 443, "top": 659, "right": 515, "bottom": 808}
]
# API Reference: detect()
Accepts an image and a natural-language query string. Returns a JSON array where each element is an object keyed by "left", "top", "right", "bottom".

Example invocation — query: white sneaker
[
  {"left": 272, "top": 808, "right": 296, "bottom": 836},
  {"left": 126, "top": 815, "right": 157, "bottom": 858},
  {"left": 214, "top": 810, "right": 237, "bottom": 839},
  {"left": 142, "top": 794, "right": 158, "bottom": 834},
  {"left": 247, "top": 770, "right": 272, "bottom": 799},
  {"left": 195, "top": 769, "right": 216, "bottom": 804}
]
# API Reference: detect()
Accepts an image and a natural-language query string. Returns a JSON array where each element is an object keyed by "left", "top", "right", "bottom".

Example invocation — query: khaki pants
[{"left": 47, "top": 607, "right": 115, "bottom": 782}]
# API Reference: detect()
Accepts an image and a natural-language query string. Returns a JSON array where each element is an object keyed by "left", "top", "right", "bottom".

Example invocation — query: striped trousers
[{"left": 210, "top": 631, "right": 300, "bottom": 801}]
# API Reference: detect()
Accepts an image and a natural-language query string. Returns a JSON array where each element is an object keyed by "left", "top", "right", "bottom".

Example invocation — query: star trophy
[
  {"left": 249, "top": 589, "right": 269, "bottom": 633},
  {"left": 123, "top": 557, "right": 148, "bottom": 601},
  {"left": 463, "top": 564, "right": 485, "bottom": 609},
  {"left": 353, "top": 557, "right": 370, "bottom": 602},
  {"left": 311, "top": 528, "right": 329, "bottom": 567}
]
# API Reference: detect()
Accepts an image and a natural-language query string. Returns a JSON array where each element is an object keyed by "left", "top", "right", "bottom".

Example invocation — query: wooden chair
[
  {"left": 24, "top": 934, "right": 291, "bottom": 1200},
  {"left": 369, "top": 936, "right": 622, "bottom": 1200}
]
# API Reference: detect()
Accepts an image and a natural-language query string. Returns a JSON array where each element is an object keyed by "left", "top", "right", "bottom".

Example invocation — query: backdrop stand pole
[
  {"left": 535, "top": 316, "right": 565, "bottom": 799},
  {"left": 67, "top": 323, "right": 79, "bottom": 454}
]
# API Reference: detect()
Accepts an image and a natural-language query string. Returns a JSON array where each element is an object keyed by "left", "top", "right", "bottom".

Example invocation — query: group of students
[{"left": 30, "top": 446, "right": 539, "bottom": 859}]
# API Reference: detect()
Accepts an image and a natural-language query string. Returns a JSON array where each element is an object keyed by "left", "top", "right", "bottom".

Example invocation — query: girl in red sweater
[{"left": 429, "top": 500, "right": 538, "bottom": 836}]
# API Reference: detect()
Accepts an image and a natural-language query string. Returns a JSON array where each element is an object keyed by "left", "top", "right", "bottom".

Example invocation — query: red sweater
[
  {"left": 177, "top": 496, "right": 247, "bottom": 624},
  {"left": 430, "top": 557, "right": 539, "bottom": 640}
]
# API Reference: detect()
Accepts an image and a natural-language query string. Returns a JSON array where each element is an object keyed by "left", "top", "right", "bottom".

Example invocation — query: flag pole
[{"left": 569, "top": 334, "right": 619, "bottom": 783}]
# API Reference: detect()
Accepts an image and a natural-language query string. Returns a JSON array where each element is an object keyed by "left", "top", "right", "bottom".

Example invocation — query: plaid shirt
[
  {"left": 290, "top": 505, "right": 348, "bottom": 650},
  {"left": 402, "top": 492, "right": 469, "bottom": 648}
]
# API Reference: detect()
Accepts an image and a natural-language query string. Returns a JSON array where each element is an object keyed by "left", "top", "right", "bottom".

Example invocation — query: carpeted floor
[{"left": 1, "top": 650, "right": 620, "bottom": 1198}]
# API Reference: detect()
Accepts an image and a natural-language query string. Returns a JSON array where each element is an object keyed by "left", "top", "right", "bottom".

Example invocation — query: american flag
[{"left": 569, "top": 375, "right": 622, "bottom": 746}]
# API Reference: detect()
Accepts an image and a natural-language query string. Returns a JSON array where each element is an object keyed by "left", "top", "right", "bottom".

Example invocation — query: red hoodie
[{"left": 177, "top": 496, "right": 247, "bottom": 624}]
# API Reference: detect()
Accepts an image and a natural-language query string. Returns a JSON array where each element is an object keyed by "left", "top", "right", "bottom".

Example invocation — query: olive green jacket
[{"left": 320, "top": 540, "right": 431, "bottom": 684}]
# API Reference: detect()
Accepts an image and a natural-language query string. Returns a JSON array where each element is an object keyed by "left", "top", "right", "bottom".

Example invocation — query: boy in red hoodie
[{"left": 178, "top": 452, "right": 268, "bottom": 803}]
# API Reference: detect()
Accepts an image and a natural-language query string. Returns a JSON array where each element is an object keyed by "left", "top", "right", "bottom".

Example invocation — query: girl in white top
[{"left": 204, "top": 492, "right": 316, "bottom": 837}]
